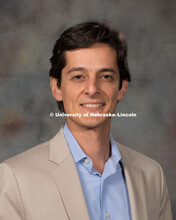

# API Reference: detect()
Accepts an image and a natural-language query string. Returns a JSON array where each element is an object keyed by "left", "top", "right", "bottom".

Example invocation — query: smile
[{"left": 81, "top": 103, "right": 104, "bottom": 108}]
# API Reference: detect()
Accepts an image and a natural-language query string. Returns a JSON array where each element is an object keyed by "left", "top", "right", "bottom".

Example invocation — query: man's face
[{"left": 51, "top": 43, "right": 127, "bottom": 130}]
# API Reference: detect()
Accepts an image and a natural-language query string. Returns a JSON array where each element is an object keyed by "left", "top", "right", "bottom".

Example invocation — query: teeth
[{"left": 82, "top": 104, "right": 104, "bottom": 108}]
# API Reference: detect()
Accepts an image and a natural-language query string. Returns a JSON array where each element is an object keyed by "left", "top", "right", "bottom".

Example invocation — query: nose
[{"left": 84, "top": 77, "right": 100, "bottom": 97}]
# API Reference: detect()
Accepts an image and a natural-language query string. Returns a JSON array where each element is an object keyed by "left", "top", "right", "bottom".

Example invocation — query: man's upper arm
[
  {"left": 0, "top": 162, "right": 25, "bottom": 220},
  {"left": 159, "top": 165, "right": 173, "bottom": 220}
]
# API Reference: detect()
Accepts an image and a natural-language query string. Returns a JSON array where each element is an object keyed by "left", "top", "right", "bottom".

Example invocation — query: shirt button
[
  {"left": 84, "top": 158, "right": 89, "bottom": 164},
  {"left": 106, "top": 212, "right": 110, "bottom": 218}
]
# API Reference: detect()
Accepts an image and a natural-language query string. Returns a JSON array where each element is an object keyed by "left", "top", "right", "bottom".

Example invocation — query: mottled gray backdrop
[{"left": 0, "top": 0, "right": 176, "bottom": 217}]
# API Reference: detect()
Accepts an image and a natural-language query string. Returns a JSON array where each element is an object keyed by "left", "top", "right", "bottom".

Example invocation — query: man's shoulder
[
  {"left": 0, "top": 127, "right": 67, "bottom": 174},
  {"left": 117, "top": 141, "right": 162, "bottom": 174},
  {"left": 1, "top": 140, "right": 52, "bottom": 171}
]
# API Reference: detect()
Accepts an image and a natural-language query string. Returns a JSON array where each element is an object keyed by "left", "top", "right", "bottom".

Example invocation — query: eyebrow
[
  {"left": 67, "top": 67, "right": 86, "bottom": 75},
  {"left": 97, "top": 68, "right": 117, "bottom": 75},
  {"left": 67, "top": 67, "right": 117, "bottom": 75}
]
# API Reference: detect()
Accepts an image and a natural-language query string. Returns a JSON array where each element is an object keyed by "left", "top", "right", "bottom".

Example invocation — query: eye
[
  {"left": 102, "top": 74, "right": 113, "bottom": 81},
  {"left": 103, "top": 75, "right": 112, "bottom": 78},
  {"left": 71, "top": 74, "right": 85, "bottom": 81},
  {"left": 73, "top": 75, "right": 83, "bottom": 79}
]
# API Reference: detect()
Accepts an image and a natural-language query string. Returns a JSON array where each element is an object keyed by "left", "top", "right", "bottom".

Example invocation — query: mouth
[
  {"left": 81, "top": 103, "right": 104, "bottom": 108},
  {"left": 80, "top": 103, "right": 105, "bottom": 110}
]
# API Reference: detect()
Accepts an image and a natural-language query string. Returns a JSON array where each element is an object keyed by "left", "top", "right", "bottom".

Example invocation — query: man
[{"left": 0, "top": 22, "right": 173, "bottom": 220}]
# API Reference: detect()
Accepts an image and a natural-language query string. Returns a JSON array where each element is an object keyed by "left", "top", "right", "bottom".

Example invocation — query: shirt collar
[
  {"left": 62, "top": 123, "right": 121, "bottom": 165},
  {"left": 109, "top": 134, "right": 121, "bottom": 166},
  {"left": 63, "top": 123, "right": 87, "bottom": 163}
]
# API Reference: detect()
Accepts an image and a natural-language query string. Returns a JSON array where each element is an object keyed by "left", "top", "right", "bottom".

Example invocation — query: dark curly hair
[{"left": 49, "top": 21, "right": 131, "bottom": 112}]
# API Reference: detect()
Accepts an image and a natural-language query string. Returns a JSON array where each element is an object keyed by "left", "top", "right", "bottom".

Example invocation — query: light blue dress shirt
[{"left": 63, "top": 124, "right": 132, "bottom": 220}]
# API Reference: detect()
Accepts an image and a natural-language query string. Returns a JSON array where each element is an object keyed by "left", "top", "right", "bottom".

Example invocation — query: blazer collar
[
  {"left": 49, "top": 128, "right": 90, "bottom": 220},
  {"left": 117, "top": 142, "right": 148, "bottom": 220},
  {"left": 49, "top": 127, "right": 70, "bottom": 165}
]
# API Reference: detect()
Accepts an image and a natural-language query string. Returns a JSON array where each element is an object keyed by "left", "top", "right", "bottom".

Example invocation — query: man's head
[{"left": 49, "top": 21, "right": 131, "bottom": 113}]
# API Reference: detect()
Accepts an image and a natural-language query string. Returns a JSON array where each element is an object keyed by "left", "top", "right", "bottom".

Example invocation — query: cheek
[
  {"left": 61, "top": 87, "right": 78, "bottom": 105},
  {"left": 106, "top": 86, "right": 119, "bottom": 100}
]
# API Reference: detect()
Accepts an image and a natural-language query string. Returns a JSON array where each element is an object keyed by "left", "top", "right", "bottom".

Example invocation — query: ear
[
  {"left": 50, "top": 77, "right": 63, "bottom": 101},
  {"left": 117, "top": 80, "right": 128, "bottom": 101}
]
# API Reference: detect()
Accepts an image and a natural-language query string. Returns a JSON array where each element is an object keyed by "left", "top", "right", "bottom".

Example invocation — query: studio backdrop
[{"left": 0, "top": 0, "right": 175, "bottom": 217}]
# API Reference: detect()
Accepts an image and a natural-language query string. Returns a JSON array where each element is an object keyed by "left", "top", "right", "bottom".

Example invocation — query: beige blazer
[{"left": 0, "top": 128, "right": 172, "bottom": 220}]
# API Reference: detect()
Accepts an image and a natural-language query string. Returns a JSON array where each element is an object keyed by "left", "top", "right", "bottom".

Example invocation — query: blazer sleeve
[
  {"left": 0, "top": 163, "right": 25, "bottom": 220},
  {"left": 159, "top": 165, "right": 173, "bottom": 220}
]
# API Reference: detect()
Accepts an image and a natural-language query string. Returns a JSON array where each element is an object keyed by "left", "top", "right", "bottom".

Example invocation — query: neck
[{"left": 67, "top": 121, "right": 111, "bottom": 174}]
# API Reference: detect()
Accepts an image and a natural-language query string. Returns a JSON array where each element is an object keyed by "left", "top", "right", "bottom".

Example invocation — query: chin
[{"left": 72, "top": 117, "right": 111, "bottom": 130}]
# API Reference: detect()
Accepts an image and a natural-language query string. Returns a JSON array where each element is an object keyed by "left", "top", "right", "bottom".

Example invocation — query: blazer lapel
[
  {"left": 117, "top": 143, "right": 148, "bottom": 220},
  {"left": 49, "top": 128, "right": 90, "bottom": 220}
]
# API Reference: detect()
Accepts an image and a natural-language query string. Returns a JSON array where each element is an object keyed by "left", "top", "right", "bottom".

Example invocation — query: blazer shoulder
[
  {"left": 1, "top": 140, "right": 55, "bottom": 172},
  {"left": 1, "top": 128, "right": 68, "bottom": 173},
  {"left": 117, "top": 142, "right": 162, "bottom": 174}
]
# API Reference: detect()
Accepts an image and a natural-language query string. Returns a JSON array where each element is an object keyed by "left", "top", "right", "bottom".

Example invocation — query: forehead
[{"left": 64, "top": 43, "right": 117, "bottom": 68}]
